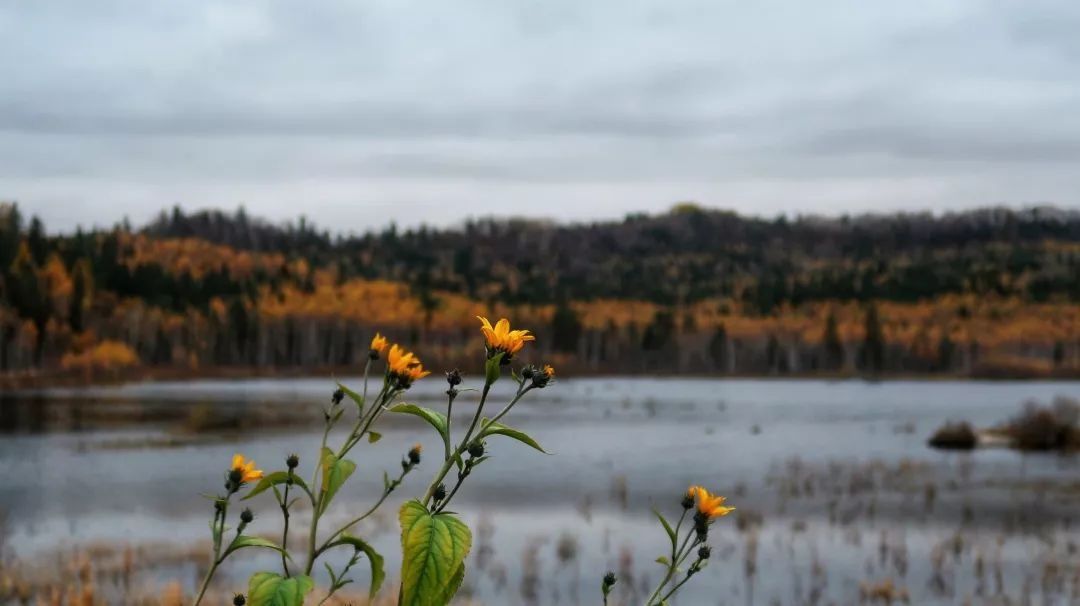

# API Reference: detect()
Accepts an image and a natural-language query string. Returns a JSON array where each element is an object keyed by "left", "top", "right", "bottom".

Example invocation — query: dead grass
[
  {"left": 1004, "top": 397, "right": 1080, "bottom": 452},
  {"left": 927, "top": 421, "right": 977, "bottom": 450}
]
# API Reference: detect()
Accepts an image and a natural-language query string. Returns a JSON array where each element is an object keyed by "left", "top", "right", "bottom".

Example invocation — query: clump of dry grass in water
[
  {"left": 1005, "top": 398, "right": 1080, "bottom": 452},
  {"left": 927, "top": 421, "right": 977, "bottom": 450}
]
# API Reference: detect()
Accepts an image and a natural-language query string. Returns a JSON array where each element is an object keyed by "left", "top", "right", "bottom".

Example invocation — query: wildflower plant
[
  {"left": 638, "top": 485, "right": 734, "bottom": 605},
  {"left": 191, "top": 319, "right": 555, "bottom": 606}
]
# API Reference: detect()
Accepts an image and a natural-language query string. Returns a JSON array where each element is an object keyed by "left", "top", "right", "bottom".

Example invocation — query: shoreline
[{"left": 3, "top": 364, "right": 1079, "bottom": 391}]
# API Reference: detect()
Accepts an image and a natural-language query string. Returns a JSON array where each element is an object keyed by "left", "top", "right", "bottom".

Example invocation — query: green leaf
[
  {"left": 332, "top": 534, "right": 386, "bottom": 598},
  {"left": 319, "top": 447, "right": 357, "bottom": 514},
  {"left": 655, "top": 556, "right": 671, "bottom": 566},
  {"left": 224, "top": 536, "right": 289, "bottom": 559},
  {"left": 437, "top": 562, "right": 466, "bottom": 605},
  {"left": 324, "top": 562, "right": 338, "bottom": 586},
  {"left": 244, "top": 471, "right": 309, "bottom": 501},
  {"left": 337, "top": 382, "right": 365, "bottom": 416},
  {"left": 484, "top": 354, "right": 504, "bottom": 385},
  {"left": 368, "top": 431, "right": 383, "bottom": 444},
  {"left": 247, "top": 572, "right": 314, "bottom": 606},
  {"left": 478, "top": 419, "right": 548, "bottom": 453},
  {"left": 389, "top": 403, "right": 449, "bottom": 442},
  {"left": 653, "top": 509, "right": 677, "bottom": 548},
  {"left": 398, "top": 500, "right": 472, "bottom": 606}
]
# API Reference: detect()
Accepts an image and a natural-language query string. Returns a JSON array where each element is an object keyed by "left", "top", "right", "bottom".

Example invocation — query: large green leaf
[
  {"left": 436, "top": 562, "right": 466, "bottom": 605},
  {"left": 243, "top": 471, "right": 309, "bottom": 501},
  {"left": 337, "top": 382, "right": 365, "bottom": 416},
  {"left": 318, "top": 447, "right": 356, "bottom": 514},
  {"left": 398, "top": 500, "right": 472, "bottom": 606},
  {"left": 332, "top": 534, "right": 386, "bottom": 598},
  {"left": 389, "top": 403, "right": 448, "bottom": 441},
  {"left": 224, "top": 536, "right": 289, "bottom": 559},
  {"left": 478, "top": 419, "right": 549, "bottom": 453},
  {"left": 247, "top": 572, "right": 313, "bottom": 606}
]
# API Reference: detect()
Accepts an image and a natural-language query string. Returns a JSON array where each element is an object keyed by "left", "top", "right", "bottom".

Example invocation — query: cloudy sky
[{"left": 3, "top": 1, "right": 1080, "bottom": 232}]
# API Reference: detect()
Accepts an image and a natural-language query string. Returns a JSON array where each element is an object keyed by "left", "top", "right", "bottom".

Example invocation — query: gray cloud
[{"left": 2, "top": 0, "right": 1080, "bottom": 231}]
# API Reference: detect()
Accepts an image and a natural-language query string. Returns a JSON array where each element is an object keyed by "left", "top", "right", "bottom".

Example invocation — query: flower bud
[
  {"left": 521, "top": 365, "right": 536, "bottom": 380},
  {"left": 331, "top": 388, "right": 345, "bottom": 405},
  {"left": 233, "top": 594, "right": 246, "bottom": 606},
  {"left": 240, "top": 508, "right": 254, "bottom": 524},
  {"left": 681, "top": 491, "right": 695, "bottom": 510},
  {"left": 603, "top": 571, "right": 617, "bottom": 588},
  {"left": 286, "top": 453, "right": 300, "bottom": 470},
  {"left": 467, "top": 441, "right": 485, "bottom": 458},
  {"left": 228, "top": 468, "right": 244, "bottom": 485},
  {"left": 446, "top": 369, "right": 462, "bottom": 386},
  {"left": 408, "top": 443, "right": 422, "bottom": 465},
  {"left": 368, "top": 348, "right": 380, "bottom": 360},
  {"left": 698, "top": 545, "right": 712, "bottom": 560},
  {"left": 433, "top": 483, "right": 447, "bottom": 502},
  {"left": 531, "top": 364, "right": 555, "bottom": 388}
]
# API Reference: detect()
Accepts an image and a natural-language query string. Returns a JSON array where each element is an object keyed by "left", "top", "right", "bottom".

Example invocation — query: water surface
[{"left": 2, "top": 378, "right": 1079, "bottom": 605}]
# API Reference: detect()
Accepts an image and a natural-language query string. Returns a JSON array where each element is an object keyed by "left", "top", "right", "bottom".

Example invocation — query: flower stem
[
  {"left": 315, "top": 466, "right": 409, "bottom": 558},
  {"left": 444, "top": 391, "right": 456, "bottom": 462},
  {"left": 192, "top": 561, "right": 218, "bottom": 606},
  {"left": 423, "top": 381, "right": 492, "bottom": 506},
  {"left": 433, "top": 467, "right": 470, "bottom": 513},
  {"left": 193, "top": 491, "right": 232, "bottom": 606},
  {"left": 645, "top": 524, "right": 697, "bottom": 606},
  {"left": 279, "top": 481, "right": 292, "bottom": 576}
]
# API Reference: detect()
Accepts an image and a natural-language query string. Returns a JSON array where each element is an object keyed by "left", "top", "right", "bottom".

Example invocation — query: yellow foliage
[
  {"left": 61, "top": 341, "right": 140, "bottom": 372},
  {"left": 120, "top": 234, "right": 286, "bottom": 279},
  {"left": 41, "top": 254, "right": 73, "bottom": 300}
]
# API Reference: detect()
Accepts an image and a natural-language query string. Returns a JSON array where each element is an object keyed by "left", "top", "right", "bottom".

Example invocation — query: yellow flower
[
  {"left": 370, "top": 333, "right": 389, "bottom": 355},
  {"left": 542, "top": 364, "right": 555, "bottom": 377},
  {"left": 387, "top": 344, "right": 431, "bottom": 387},
  {"left": 231, "top": 454, "right": 264, "bottom": 484},
  {"left": 477, "top": 316, "right": 535, "bottom": 356},
  {"left": 688, "top": 485, "right": 734, "bottom": 520}
]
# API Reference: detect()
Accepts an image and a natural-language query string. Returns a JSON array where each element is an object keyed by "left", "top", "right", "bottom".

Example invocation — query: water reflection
[{"left": 1, "top": 378, "right": 1079, "bottom": 604}]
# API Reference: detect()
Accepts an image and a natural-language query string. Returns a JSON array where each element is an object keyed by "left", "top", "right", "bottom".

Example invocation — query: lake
[{"left": 2, "top": 378, "right": 1079, "bottom": 605}]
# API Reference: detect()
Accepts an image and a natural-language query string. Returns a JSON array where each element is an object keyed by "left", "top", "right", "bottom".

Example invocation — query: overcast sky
[{"left": 3, "top": 1, "right": 1080, "bottom": 233}]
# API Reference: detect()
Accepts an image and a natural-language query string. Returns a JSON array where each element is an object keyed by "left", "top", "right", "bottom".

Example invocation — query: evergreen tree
[
  {"left": 27, "top": 216, "right": 48, "bottom": 265},
  {"left": 642, "top": 310, "right": 676, "bottom": 352},
  {"left": 551, "top": 302, "right": 582, "bottom": 354},
  {"left": 860, "top": 303, "right": 885, "bottom": 373},
  {"left": 708, "top": 323, "right": 728, "bottom": 371},
  {"left": 937, "top": 333, "right": 956, "bottom": 372},
  {"left": 823, "top": 309, "right": 845, "bottom": 370},
  {"left": 0, "top": 203, "right": 22, "bottom": 269},
  {"left": 69, "top": 259, "right": 93, "bottom": 332}
]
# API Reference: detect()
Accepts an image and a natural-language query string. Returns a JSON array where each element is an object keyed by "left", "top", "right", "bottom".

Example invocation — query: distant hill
[
  {"left": 143, "top": 204, "right": 1080, "bottom": 308},
  {"left": 1, "top": 201, "right": 1078, "bottom": 382}
]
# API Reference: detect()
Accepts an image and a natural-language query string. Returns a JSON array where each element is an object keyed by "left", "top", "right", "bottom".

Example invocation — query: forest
[{"left": 1, "top": 202, "right": 1078, "bottom": 383}]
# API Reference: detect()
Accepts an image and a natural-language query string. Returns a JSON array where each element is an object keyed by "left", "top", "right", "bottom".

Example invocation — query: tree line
[{"left": 1, "top": 201, "right": 1077, "bottom": 380}]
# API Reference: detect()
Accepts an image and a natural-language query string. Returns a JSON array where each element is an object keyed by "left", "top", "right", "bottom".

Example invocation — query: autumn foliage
[{"left": 1, "top": 202, "right": 1078, "bottom": 381}]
